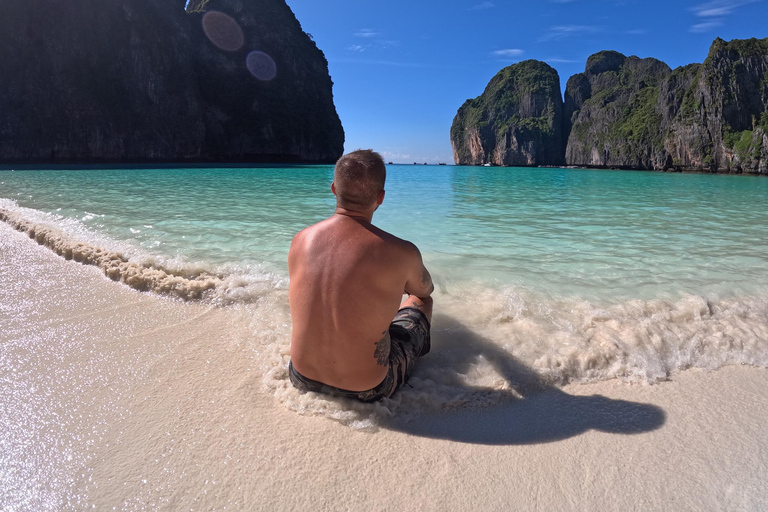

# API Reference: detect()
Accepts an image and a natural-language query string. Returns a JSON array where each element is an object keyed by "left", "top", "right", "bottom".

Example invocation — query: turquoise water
[
  {"left": 3, "top": 165, "right": 768, "bottom": 390},
  {"left": 2, "top": 165, "right": 768, "bottom": 301}
]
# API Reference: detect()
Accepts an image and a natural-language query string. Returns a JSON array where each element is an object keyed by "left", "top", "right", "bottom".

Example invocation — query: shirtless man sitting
[{"left": 288, "top": 149, "right": 434, "bottom": 402}]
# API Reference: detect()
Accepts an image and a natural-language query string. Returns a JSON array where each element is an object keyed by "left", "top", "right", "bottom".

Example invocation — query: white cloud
[
  {"left": 627, "top": 29, "right": 647, "bottom": 35},
  {"left": 492, "top": 48, "right": 525, "bottom": 57},
  {"left": 354, "top": 29, "right": 379, "bottom": 38},
  {"left": 538, "top": 25, "right": 599, "bottom": 42},
  {"left": 380, "top": 151, "right": 412, "bottom": 161},
  {"left": 469, "top": 1, "right": 495, "bottom": 10},
  {"left": 546, "top": 57, "right": 580, "bottom": 63},
  {"left": 689, "top": 20, "right": 723, "bottom": 32},
  {"left": 689, "top": 0, "right": 758, "bottom": 31},
  {"left": 691, "top": 0, "right": 757, "bottom": 17},
  {"left": 348, "top": 45, "right": 365, "bottom": 52}
]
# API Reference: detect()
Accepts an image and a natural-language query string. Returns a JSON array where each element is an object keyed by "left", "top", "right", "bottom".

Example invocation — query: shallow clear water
[
  {"left": 2, "top": 165, "right": 768, "bottom": 400},
  {"left": 2, "top": 165, "right": 768, "bottom": 301}
]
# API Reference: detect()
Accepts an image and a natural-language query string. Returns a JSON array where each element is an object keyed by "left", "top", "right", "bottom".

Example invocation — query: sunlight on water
[
  {"left": 1, "top": 165, "right": 768, "bottom": 301},
  {"left": 2, "top": 165, "right": 768, "bottom": 426}
]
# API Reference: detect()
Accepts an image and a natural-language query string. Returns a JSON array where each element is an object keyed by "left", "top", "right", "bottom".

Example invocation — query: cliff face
[
  {"left": 0, "top": 0, "right": 204, "bottom": 163},
  {"left": 451, "top": 60, "right": 564, "bottom": 166},
  {"left": 188, "top": 0, "right": 344, "bottom": 162},
  {"left": 567, "top": 38, "right": 768, "bottom": 173},
  {"left": 452, "top": 37, "right": 768, "bottom": 174},
  {"left": 0, "top": 0, "right": 343, "bottom": 164},
  {"left": 664, "top": 38, "right": 768, "bottom": 173},
  {"left": 564, "top": 52, "right": 671, "bottom": 169}
]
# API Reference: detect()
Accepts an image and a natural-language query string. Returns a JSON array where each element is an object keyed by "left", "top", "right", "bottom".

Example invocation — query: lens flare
[
  {"left": 246, "top": 51, "right": 277, "bottom": 81},
  {"left": 202, "top": 11, "right": 244, "bottom": 52}
]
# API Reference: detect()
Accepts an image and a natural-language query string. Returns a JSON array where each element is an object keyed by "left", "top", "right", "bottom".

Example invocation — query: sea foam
[
  {"left": 261, "top": 284, "right": 768, "bottom": 427},
  {"left": 0, "top": 202, "right": 284, "bottom": 303},
  {"left": 3, "top": 201, "right": 768, "bottom": 429}
]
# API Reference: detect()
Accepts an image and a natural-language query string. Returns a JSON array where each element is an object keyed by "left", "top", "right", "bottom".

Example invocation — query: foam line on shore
[
  {"left": 1, "top": 207, "right": 222, "bottom": 301},
  {"left": 261, "top": 288, "right": 768, "bottom": 428},
  {"left": 4, "top": 203, "right": 768, "bottom": 430}
]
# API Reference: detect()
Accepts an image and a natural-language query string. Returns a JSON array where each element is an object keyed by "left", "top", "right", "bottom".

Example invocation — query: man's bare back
[
  {"left": 288, "top": 149, "right": 433, "bottom": 398},
  {"left": 289, "top": 213, "right": 433, "bottom": 390}
]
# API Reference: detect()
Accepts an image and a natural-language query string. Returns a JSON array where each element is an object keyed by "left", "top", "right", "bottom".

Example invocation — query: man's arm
[{"left": 403, "top": 243, "right": 434, "bottom": 299}]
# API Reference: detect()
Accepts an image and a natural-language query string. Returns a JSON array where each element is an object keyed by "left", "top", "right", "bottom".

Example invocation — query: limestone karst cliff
[
  {"left": 451, "top": 60, "right": 564, "bottom": 166},
  {"left": 564, "top": 51, "right": 671, "bottom": 169},
  {"left": 0, "top": 0, "right": 344, "bottom": 164},
  {"left": 452, "top": 37, "right": 768, "bottom": 174},
  {"left": 663, "top": 37, "right": 768, "bottom": 173}
]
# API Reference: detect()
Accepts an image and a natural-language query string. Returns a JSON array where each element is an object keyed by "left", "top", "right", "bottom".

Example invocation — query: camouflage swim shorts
[{"left": 289, "top": 306, "right": 431, "bottom": 403}]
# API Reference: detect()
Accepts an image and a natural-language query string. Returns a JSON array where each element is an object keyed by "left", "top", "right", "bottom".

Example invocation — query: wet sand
[{"left": 2, "top": 221, "right": 768, "bottom": 511}]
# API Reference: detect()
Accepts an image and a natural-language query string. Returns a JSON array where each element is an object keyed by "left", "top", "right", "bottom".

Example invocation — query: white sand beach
[{"left": 2, "top": 220, "right": 768, "bottom": 511}]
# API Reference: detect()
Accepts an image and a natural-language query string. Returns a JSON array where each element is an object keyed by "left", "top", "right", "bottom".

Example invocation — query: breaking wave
[
  {"left": 3, "top": 200, "right": 768, "bottom": 429},
  {"left": 0, "top": 203, "right": 284, "bottom": 303},
  {"left": 261, "top": 285, "right": 768, "bottom": 428}
]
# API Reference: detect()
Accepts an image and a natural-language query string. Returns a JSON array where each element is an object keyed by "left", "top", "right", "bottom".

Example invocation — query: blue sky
[{"left": 285, "top": 0, "right": 766, "bottom": 164}]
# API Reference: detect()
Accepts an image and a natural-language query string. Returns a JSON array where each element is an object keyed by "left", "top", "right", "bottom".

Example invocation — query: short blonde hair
[{"left": 333, "top": 149, "right": 386, "bottom": 209}]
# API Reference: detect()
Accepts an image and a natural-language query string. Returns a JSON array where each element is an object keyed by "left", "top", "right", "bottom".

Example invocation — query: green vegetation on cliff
[
  {"left": 452, "top": 36, "right": 767, "bottom": 173},
  {"left": 707, "top": 37, "right": 768, "bottom": 62},
  {"left": 616, "top": 87, "right": 664, "bottom": 145},
  {"left": 451, "top": 60, "right": 563, "bottom": 166},
  {"left": 565, "top": 53, "right": 670, "bottom": 168}
]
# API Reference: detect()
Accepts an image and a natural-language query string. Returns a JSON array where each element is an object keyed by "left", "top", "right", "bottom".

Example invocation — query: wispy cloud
[
  {"left": 492, "top": 48, "right": 525, "bottom": 58},
  {"left": 351, "top": 28, "right": 398, "bottom": 50},
  {"left": 627, "top": 28, "right": 647, "bottom": 35},
  {"left": 354, "top": 28, "right": 379, "bottom": 38},
  {"left": 690, "top": 20, "right": 723, "bottom": 32},
  {"left": 469, "top": 1, "right": 495, "bottom": 10},
  {"left": 380, "top": 151, "right": 412, "bottom": 161},
  {"left": 377, "top": 40, "right": 399, "bottom": 48},
  {"left": 538, "top": 25, "right": 599, "bottom": 42},
  {"left": 545, "top": 57, "right": 580, "bottom": 63},
  {"left": 689, "top": 0, "right": 758, "bottom": 31},
  {"left": 692, "top": 0, "right": 756, "bottom": 16}
]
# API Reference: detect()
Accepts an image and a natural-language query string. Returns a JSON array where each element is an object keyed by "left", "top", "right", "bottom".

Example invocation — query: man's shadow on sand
[{"left": 381, "top": 314, "right": 666, "bottom": 445}]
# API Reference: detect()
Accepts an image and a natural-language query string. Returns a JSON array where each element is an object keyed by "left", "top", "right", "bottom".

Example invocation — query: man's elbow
[{"left": 416, "top": 283, "right": 434, "bottom": 299}]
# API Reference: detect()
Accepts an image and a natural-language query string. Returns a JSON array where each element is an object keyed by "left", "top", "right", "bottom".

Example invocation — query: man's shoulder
[
  {"left": 369, "top": 226, "right": 419, "bottom": 256},
  {"left": 292, "top": 218, "right": 332, "bottom": 243}
]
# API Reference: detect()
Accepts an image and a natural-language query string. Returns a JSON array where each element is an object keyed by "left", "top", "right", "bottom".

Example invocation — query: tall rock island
[
  {"left": 451, "top": 37, "right": 768, "bottom": 174},
  {"left": 451, "top": 60, "right": 564, "bottom": 166},
  {"left": 0, "top": 0, "right": 344, "bottom": 164}
]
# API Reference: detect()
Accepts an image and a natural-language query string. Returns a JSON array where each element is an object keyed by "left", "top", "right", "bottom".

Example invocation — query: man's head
[{"left": 332, "top": 149, "right": 386, "bottom": 211}]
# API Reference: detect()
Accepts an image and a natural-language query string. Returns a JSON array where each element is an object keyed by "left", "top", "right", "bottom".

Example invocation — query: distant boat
[
  {"left": 388, "top": 161, "right": 393, "bottom": 165},
  {"left": 482, "top": 163, "right": 492, "bottom": 167},
  {"left": 438, "top": 162, "right": 447, "bottom": 165}
]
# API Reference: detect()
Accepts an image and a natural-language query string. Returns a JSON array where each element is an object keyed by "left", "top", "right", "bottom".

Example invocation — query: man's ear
[
  {"left": 331, "top": 182, "right": 337, "bottom": 196},
  {"left": 377, "top": 189, "right": 386, "bottom": 205}
]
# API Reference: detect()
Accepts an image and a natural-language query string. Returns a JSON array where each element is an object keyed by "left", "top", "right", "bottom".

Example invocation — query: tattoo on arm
[{"left": 374, "top": 331, "right": 391, "bottom": 366}]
